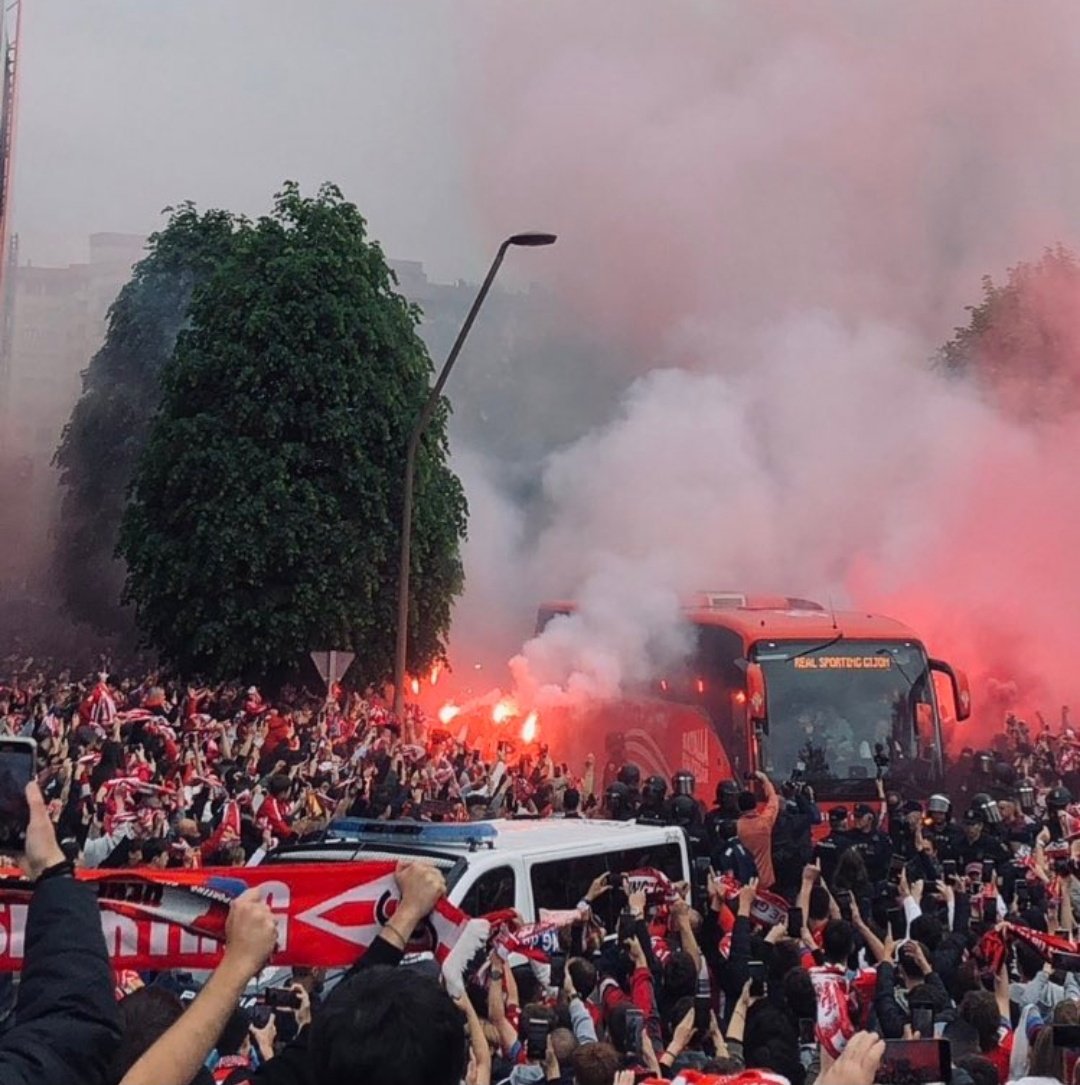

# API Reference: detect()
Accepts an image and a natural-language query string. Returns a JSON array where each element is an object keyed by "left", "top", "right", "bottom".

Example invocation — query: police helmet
[
  {"left": 1048, "top": 786, "right": 1073, "bottom": 812},
  {"left": 971, "top": 792, "right": 1002, "bottom": 825},
  {"left": 618, "top": 763, "right": 641, "bottom": 790},
  {"left": 927, "top": 794, "right": 951, "bottom": 815},
  {"left": 604, "top": 780, "right": 631, "bottom": 819},
  {"left": 643, "top": 774, "right": 667, "bottom": 803},
  {"left": 672, "top": 770, "right": 695, "bottom": 797}
]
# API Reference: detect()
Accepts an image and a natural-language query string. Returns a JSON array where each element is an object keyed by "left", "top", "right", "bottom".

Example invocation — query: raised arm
[{"left": 120, "top": 891, "right": 278, "bottom": 1085}]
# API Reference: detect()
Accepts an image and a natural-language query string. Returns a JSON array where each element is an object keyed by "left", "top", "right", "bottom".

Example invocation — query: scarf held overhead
[{"left": 0, "top": 862, "right": 469, "bottom": 971}]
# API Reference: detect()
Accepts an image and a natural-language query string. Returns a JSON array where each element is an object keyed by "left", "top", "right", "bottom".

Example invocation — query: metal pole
[{"left": 392, "top": 239, "right": 512, "bottom": 720}]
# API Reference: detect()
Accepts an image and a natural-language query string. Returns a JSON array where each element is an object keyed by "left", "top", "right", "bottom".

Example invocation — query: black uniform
[{"left": 847, "top": 826, "right": 893, "bottom": 884}]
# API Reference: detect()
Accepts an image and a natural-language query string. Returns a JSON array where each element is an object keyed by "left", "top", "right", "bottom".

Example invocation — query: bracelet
[
  {"left": 382, "top": 923, "right": 408, "bottom": 948},
  {"left": 36, "top": 859, "right": 74, "bottom": 884}
]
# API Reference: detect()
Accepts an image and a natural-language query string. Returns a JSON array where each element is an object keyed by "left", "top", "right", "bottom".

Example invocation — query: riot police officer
[
  {"left": 814, "top": 806, "right": 851, "bottom": 883},
  {"left": 603, "top": 780, "right": 633, "bottom": 822},
  {"left": 666, "top": 770, "right": 707, "bottom": 857},
  {"left": 637, "top": 774, "right": 668, "bottom": 824},
  {"left": 925, "top": 793, "right": 964, "bottom": 863},
  {"left": 617, "top": 763, "right": 643, "bottom": 818},
  {"left": 957, "top": 798, "right": 1010, "bottom": 873},
  {"left": 847, "top": 803, "right": 893, "bottom": 884}
]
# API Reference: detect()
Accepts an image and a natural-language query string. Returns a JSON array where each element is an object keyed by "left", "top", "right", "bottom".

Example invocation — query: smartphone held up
[{"left": 0, "top": 737, "right": 36, "bottom": 853}]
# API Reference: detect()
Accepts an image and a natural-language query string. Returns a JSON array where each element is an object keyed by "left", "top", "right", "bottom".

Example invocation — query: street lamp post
[{"left": 392, "top": 232, "right": 557, "bottom": 722}]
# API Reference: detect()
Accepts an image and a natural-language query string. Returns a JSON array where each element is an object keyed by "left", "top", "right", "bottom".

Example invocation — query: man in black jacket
[{"left": 0, "top": 781, "right": 121, "bottom": 1085}]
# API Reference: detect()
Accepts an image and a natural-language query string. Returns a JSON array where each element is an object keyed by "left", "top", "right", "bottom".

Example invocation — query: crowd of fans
[{"left": 4, "top": 668, "right": 1080, "bottom": 1085}]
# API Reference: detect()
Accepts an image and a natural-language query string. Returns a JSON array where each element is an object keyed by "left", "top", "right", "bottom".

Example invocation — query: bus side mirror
[
  {"left": 746, "top": 662, "right": 768, "bottom": 732},
  {"left": 929, "top": 658, "right": 972, "bottom": 722},
  {"left": 954, "top": 668, "right": 972, "bottom": 721}
]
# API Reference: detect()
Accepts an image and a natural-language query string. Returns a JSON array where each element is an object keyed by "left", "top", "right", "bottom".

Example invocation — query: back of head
[
  {"left": 563, "top": 787, "right": 580, "bottom": 812},
  {"left": 822, "top": 919, "right": 854, "bottom": 966},
  {"left": 959, "top": 990, "right": 1002, "bottom": 1053},
  {"left": 568, "top": 957, "right": 597, "bottom": 999},
  {"left": 744, "top": 1001, "right": 805, "bottom": 1085},
  {"left": 955, "top": 1054, "right": 1000, "bottom": 1085},
  {"left": 571, "top": 1042, "right": 621, "bottom": 1085},
  {"left": 663, "top": 949, "right": 697, "bottom": 1001},
  {"left": 808, "top": 885, "right": 831, "bottom": 922},
  {"left": 110, "top": 986, "right": 185, "bottom": 1083},
  {"left": 942, "top": 1019, "right": 981, "bottom": 1060},
  {"left": 910, "top": 915, "right": 943, "bottom": 952},
  {"left": 217, "top": 1006, "right": 253, "bottom": 1057},
  {"left": 738, "top": 790, "right": 757, "bottom": 813},
  {"left": 309, "top": 965, "right": 465, "bottom": 1085},
  {"left": 551, "top": 1026, "right": 577, "bottom": 1066}
]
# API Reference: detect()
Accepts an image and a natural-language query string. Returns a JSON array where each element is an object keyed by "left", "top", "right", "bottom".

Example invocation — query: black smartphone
[
  {"left": 749, "top": 959, "right": 766, "bottom": 997},
  {"left": 568, "top": 923, "right": 585, "bottom": 958},
  {"left": 694, "top": 993, "right": 710, "bottom": 1034},
  {"left": 836, "top": 890, "right": 853, "bottom": 921},
  {"left": 617, "top": 908, "right": 636, "bottom": 945},
  {"left": 249, "top": 1004, "right": 274, "bottom": 1030},
  {"left": 693, "top": 856, "right": 711, "bottom": 906},
  {"left": 982, "top": 859, "right": 995, "bottom": 884},
  {"left": 874, "top": 1039, "right": 951, "bottom": 1085},
  {"left": 262, "top": 986, "right": 302, "bottom": 1010},
  {"left": 799, "top": 1017, "right": 816, "bottom": 1045},
  {"left": 889, "top": 854, "right": 906, "bottom": 877},
  {"left": 1052, "top": 951, "right": 1080, "bottom": 973},
  {"left": 550, "top": 953, "right": 566, "bottom": 990},
  {"left": 525, "top": 1015, "right": 551, "bottom": 1061},
  {"left": 788, "top": 906, "right": 804, "bottom": 939},
  {"left": 1053, "top": 1024, "right": 1080, "bottom": 1048},
  {"left": 0, "top": 737, "right": 36, "bottom": 852},
  {"left": 888, "top": 907, "right": 907, "bottom": 941},
  {"left": 982, "top": 895, "right": 997, "bottom": 925},
  {"left": 943, "top": 859, "right": 957, "bottom": 881},
  {"left": 624, "top": 1007, "right": 644, "bottom": 1058},
  {"left": 1016, "top": 884, "right": 1031, "bottom": 910},
  {"left": 911, "top": 1005, "right": 934, "bottom": 1038}
]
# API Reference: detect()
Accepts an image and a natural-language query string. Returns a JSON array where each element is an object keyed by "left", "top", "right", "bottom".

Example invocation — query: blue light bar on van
[{"left": 328, "top": 818, "right": 497, "bottom": 851}]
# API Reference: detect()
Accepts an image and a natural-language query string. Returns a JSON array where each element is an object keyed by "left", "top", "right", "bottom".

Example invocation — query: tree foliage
[
  {"left": 119, "top": 183, "right": 467, "bottom": 684},
  {"left": 938, "top": 243, "right": 1080, "bottom": 421},
  {"left": 53, "top": 205, "right": 239, "bottom": 634}
]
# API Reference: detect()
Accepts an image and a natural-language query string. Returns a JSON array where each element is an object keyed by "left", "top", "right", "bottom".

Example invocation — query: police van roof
[{"left": 264, "top": 816, "right": 683, "bottom": 867}]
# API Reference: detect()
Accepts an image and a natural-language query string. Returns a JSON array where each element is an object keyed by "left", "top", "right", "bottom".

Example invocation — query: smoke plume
[{"left": 446, "top": 0, "right": 1080, "bottom": 734}]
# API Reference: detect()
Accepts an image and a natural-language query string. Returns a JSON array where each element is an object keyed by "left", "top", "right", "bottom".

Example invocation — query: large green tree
[
  {"left": 939, "top": 243, "right": 1080, "bottom": 421},
  {"left": 119, "top": 183, "right": 467, "bottom": 684},
  {"left": 53, "top": 205, "right": 238, "bottom": 634}
]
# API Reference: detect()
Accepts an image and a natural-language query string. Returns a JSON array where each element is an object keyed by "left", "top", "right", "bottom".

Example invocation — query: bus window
[{"left": 529, "top": 854, "right": 607, "bottom": 920}]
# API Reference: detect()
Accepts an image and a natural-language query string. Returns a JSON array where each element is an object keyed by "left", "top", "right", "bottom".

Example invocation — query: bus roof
[{"left": 538, "top": 598, "right": 922, "bottom": 646}]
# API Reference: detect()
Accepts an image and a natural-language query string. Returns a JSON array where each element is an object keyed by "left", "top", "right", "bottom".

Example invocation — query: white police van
[{"left": 262, "top": 817, "right": 691, "bottom": 921}]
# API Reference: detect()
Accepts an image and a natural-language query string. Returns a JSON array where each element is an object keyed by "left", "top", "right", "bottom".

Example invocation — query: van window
[
  {"left": 529, "top": 853, "right": 607, "bottom": 918},
  {"left": 459, "top": 865, "right": 516, "bottom": 917},
  {"left": 528, "top": 840, "right": 686, "bottom": 921}
]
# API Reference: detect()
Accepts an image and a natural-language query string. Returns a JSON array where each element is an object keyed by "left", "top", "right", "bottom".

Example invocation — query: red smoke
[{"left": 446, "top": 2, "right": 1080, "bottom": 748}]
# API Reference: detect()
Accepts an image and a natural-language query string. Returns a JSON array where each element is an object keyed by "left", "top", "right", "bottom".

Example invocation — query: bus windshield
[{"left": 753, "top": 639, "right": 933, "bottom": 785}]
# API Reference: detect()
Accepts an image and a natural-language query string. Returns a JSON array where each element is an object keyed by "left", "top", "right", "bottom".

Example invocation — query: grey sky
[{"left": 14, "top": 0, "right": 486, "bottom": 280}]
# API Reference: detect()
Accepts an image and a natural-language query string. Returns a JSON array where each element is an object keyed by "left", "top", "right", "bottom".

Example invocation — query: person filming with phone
[{"left": 0, "top": 772, "right": 121, "bottom": 1085}]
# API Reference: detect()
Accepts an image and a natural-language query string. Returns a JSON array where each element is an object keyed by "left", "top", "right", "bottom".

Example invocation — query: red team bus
[{"left": 536, "top": 593, "right": 971, "bottom": 804}]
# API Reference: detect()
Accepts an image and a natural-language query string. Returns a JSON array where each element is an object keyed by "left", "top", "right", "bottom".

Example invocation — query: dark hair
[
  {"left": 808, "top": 885, "right": 830, "bottom": 922},
  {"left": 744, "top": 1002, "right": 805, "bottom": 1085},
  {"left": 768, "top": 938, "right": 804, "bottom": 984},
  {"left": 663, "top": 950, "right": 698, "bottom": 1002},
  {"left": 563, "top": 787, "right": 581, "bottom": 812},
  {"left": 738, "top": 791, "right": 757, "bottom": 813},
  {"left": 309, "top": 966, "right": 466, "bottom": 1085},
  {"left": 959, "top": 990, "right": 1002, "bottom": 1053},
  {"left": 109, "top": 986, "right": 185, "bottom": 1083},
  {"left": 268, "top": 774, "right": 291, "bottom": 797},
  {"left": 942, "top": 1019, "right": 981, "bottom": 1060},
  {"left": 909, "top": 915, "right": 943, "bottom": 952},
  {"left": 571, "top": 1042, "right": 622, "bottom": 1085},
  {"left": 217, "top": 1007, "right": 253, "bottom": 1056},
  {"left": 569, "top": 957, "right": 597, "bottom": 999},
  {"left": 822, "top": 920, "right": 854, "bottom": 966},
  {"left": 955, "top": 1055, "right": 999, "bottom": 1085},
  {"left": 1015, "top": 941, "right": 1044, "bottom": 982},
  {"left": 782, "top": 967, "right": 817, "bottom": 1021}
]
